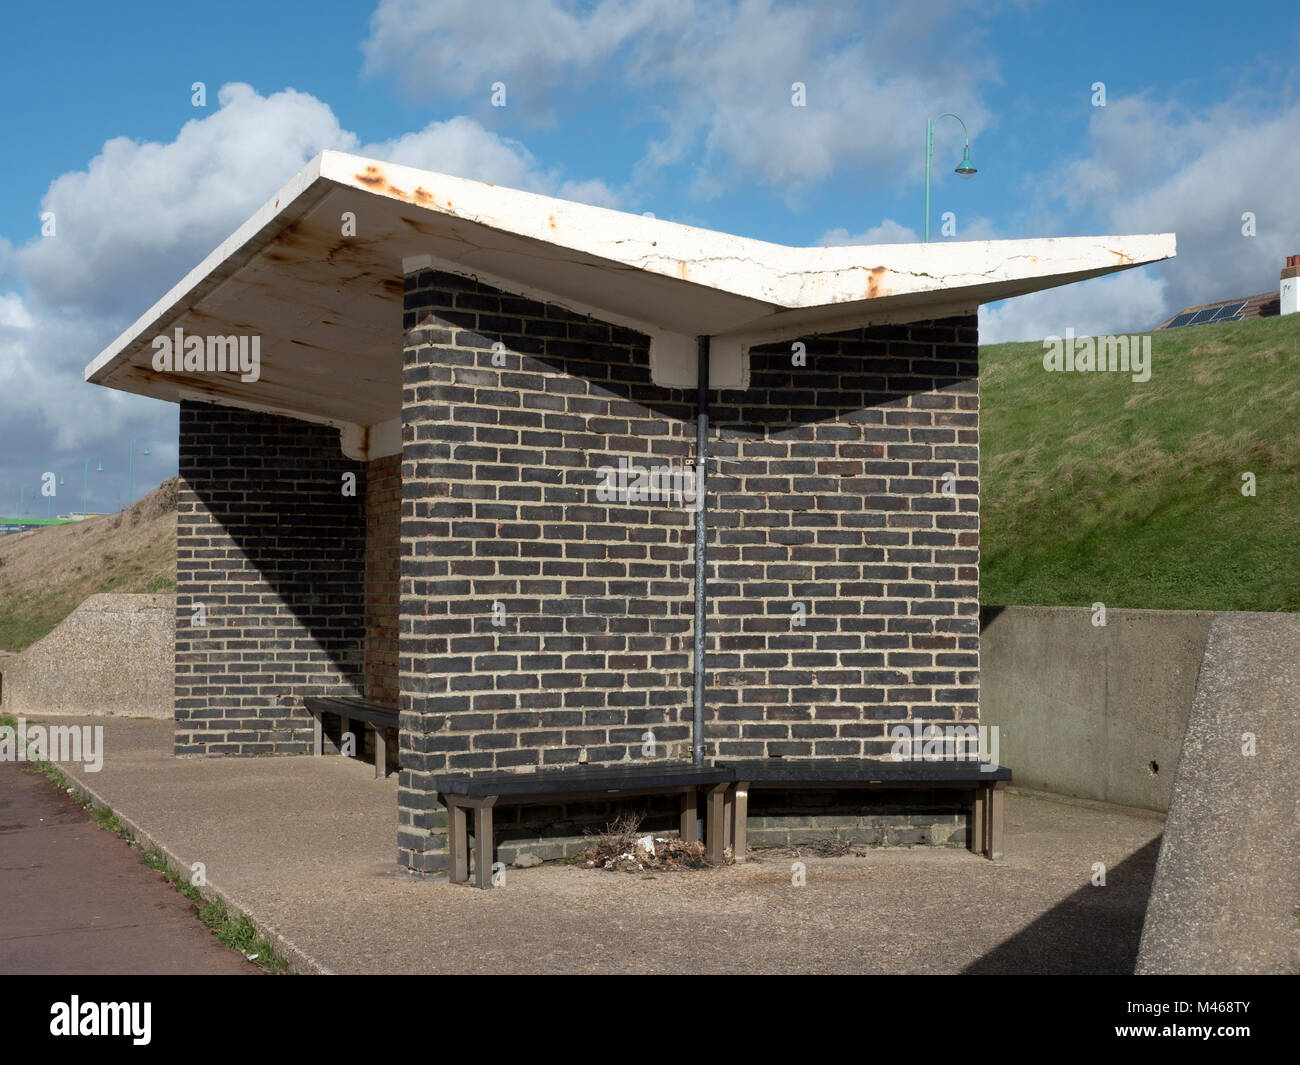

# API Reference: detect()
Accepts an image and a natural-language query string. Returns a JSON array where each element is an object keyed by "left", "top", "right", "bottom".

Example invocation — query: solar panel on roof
[
  {"left": 1208, "top": 301, "right": 1246, "bottom": 322},
  {"left": 1165, "top": 312, "right": 1197, "bottom": 328},
  {"left": 1187, "top": 308, "right": 1219, "bottom": 325}
]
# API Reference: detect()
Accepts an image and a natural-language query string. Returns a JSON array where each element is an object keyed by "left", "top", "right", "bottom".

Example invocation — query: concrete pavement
[
  {"left": 0, "top": 757, "right": 257, "bottom": 974},
  {"left": 25, "top": 715, "right": 1166, "bottom": 974}
]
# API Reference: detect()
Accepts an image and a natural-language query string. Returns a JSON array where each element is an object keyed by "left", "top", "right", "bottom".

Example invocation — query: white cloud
[
  {"left": 816, "top": 217, "right": 1000, "bottom": 246},
  {"left": 817, "top": 219, "right": 919, "bottom": 246},
  {"left": 1020, "top": 95, "right": 1300, "bottom": 329},
  {"left": 979, "top": 268, "right": 1168, "bottom": 344},
  {"left": 361, "top": 0, "right": 995, "bottom": 197},
  {"left": 361, "top": 116, "right": 618, "bottom": 206},
  {"left": 0, "top": 291, "right": 33, "bottom": 330},
  {"left": 0, "top": 294, "right": 33, "bottom": 402},
  {"left": 20, "top": 84, "right": 357, "bottom": 318},
  {"left": 4, "top": 84, "right": 614, "bottom": 459},
  {"left": 362, "top": 0, "right": 665, "bottom": 121},
  {"left": 0, "top": 236, "right": 14, "bottom": 286}
]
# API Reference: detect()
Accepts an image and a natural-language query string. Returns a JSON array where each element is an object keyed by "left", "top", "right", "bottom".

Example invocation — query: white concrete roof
[{"left": 85, "top": 150, "right": 1174, "bottom": 450}]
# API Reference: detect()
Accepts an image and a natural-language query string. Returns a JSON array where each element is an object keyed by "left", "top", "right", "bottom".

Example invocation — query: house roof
[
  {"left": 1157, "top": 290, "right": 1279, "bottom": 329},
  {"left": 85, "top": 150, "right": 1175, "bottom": 447}
]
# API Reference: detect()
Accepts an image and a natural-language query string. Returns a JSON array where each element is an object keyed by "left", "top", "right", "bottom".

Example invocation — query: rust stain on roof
[
  {"left": 866, "top": 265, "right": 888, "bottom": 299},
  {"left": 1108, "top": 248, "right": 1134, "bottom": 265},
  {"left": 355, "top": 167, "right": 431, "bottom": 205},
  {"left": 351, "top": 163, "right": 431, "bottom": 205},
  {"left": 399, "top": 215, "right": 439, "bottom": 236}
]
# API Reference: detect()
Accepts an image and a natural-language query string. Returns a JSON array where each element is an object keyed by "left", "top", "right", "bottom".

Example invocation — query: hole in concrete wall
[{"left": 1148, "top": 760, "right": 1159, "bottom": 775}]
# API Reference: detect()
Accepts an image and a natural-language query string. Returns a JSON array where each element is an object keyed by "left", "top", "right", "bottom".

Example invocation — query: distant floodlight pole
[
  {"left": 81, "top": 458, "right": 101, "bottom": 517},
  {"left": 925, "top": 113, "right": 977, "bottom": 243}
]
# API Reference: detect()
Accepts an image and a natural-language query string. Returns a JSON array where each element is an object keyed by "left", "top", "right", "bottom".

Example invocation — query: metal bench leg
[
  {"left": 705, "top": 782, "right": 728, "bottom": 864},
  {"left": 473, "top": 798, "right": 497, "bottom": 889},
  {"left": 447, "top": 797, "right": 468, "bottom": 884},
  {"left": 722, "top": 787, "right": 733, "bottom": 850},
  {"left": 373, "top": 727, "right": 386, "bottom": 780},
  {"left": 680, "top": 787, "right": 698, "bottom": 844},
  {"left": 971, "top": 786, "right": 986, "bottom": 857},
  {"left": 986, "top": 781, "right": 1006, "bottom": 861},
  {"left": 312, "top": 712, "right": 322, "bottom": 757},
  {"left": 731, "top": 782, "right": 749, "bottom": 861}
]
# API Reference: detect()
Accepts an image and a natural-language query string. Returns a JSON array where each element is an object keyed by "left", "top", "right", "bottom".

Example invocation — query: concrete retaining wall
[
  {"left": 1137, "top": 612, "right": 1300, "bottom": 974},
  {"left": 0, "top": 594, "right": 175, "bottom": 718},
  {"left": 980, "top": 605, "right": 1214, "bottom": 811}
]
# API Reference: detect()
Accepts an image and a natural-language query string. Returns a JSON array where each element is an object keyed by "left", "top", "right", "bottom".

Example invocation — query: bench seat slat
[
  {"left": 303, "top": 695, "right": 399, "bottom": 730},
  {"left": 719, "top": 758, "right": 1011, "bottom": 784},
  {"left": 433, "top": 762, "right": 731, "bottom": 798}
]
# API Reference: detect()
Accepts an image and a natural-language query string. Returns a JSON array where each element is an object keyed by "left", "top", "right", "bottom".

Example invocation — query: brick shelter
[{"left": 85, "top": 151, "right": 1175, "bottom": 872}]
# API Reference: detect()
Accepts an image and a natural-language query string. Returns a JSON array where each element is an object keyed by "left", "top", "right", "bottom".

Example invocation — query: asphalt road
[{"left": 0, "top": 759, "right": 257, "bottom": 975}]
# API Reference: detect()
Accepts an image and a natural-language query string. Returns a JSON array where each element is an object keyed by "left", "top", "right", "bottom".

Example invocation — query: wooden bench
[
  {"left": 432, "top": 763, "right": 734, "bottom": 888},
  {"left": 303, "top": 696, "right": 399, "bottom": 780},
  {"left": 716, "top": 758, "right": 1012, "bottom": 862}
]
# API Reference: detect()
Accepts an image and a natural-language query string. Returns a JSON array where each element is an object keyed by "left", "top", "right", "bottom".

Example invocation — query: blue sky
[{"left": 1, "top": 0, "right": 1297, "bottom": 516}]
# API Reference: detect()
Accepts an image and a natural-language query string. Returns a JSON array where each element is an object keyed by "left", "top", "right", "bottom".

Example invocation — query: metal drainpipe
[{"left": 693, "top": 335, "right": 710, "bottom": 765}]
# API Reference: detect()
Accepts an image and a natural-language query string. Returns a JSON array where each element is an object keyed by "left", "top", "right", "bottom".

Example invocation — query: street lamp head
[{"left": 955, "top": 145, "right": 977, "bottom": 179}]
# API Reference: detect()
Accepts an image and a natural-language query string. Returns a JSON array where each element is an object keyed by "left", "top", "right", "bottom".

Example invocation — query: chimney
[{"left": 1282, "top": 255, "right": 1300, "bottom": 316}]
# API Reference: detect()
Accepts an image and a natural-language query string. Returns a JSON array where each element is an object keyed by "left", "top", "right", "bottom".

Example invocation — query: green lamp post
[
  {"left": 128, "top": 440, "right": 150, "bottom": 508},
  {"left": 81, "top": 459, "right": 102, "bottom": 518},
  {"left": 924, "top": 113, "right": 977, "bottom": 243}
]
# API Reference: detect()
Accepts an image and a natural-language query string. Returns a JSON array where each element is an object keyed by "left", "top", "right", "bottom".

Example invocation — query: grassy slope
[
  {"left": 980, "top": 314, "right": 1300, "bottom": 610},
  {"left": 2, "top": 318, "right": 1297, "bottom": 653},
  {"left": 0, "top": 480, "right": 178, "bottom": 652}
]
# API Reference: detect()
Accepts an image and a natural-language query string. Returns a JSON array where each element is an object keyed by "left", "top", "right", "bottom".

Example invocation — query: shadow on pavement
[{"left": 964, "top": 837, "right": 1162, "bottom": 974}]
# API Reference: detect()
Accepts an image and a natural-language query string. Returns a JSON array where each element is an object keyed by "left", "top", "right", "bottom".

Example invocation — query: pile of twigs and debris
[
  {"left": 760, "top": 835, "right": 867, "bottom": 860},
  {"left": 577, "top": 813, "right": 730, "bottom": 872}
]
